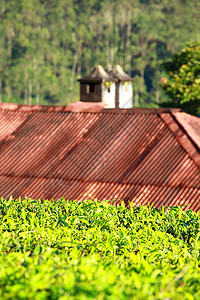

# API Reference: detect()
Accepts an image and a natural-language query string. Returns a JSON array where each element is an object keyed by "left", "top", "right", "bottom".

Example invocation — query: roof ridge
[
  {"left": 172, "top": 112, "right": 200, "bottom": 150},
  {"left": 0, "top": 102, "right": 181, "bottom": 114},
  {"left": 0, "top": 102, "right": 68, "bottom": 112},
  {"left": 160, "top": 112, "right": 200, "bottom": 168}
]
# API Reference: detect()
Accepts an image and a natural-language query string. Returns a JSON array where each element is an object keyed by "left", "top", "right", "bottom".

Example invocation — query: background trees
[
  {"left": 161, "top": 42, "right": 200, "bottom": 115},
  {"left": 1, "top": 0, "right": 200, "bottom": 109}
]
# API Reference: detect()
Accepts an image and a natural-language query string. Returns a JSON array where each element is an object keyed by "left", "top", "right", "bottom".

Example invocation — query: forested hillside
[{"left": 0, "top": 0, "right": 200, "bottom": 106}]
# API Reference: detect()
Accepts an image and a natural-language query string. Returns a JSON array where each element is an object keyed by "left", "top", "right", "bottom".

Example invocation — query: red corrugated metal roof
[
  {"left": 0, "top": 102, "right": 199, "bottom": 211},
  {"left": 172, "top": 112, "right": 200, "bottom": 149}
]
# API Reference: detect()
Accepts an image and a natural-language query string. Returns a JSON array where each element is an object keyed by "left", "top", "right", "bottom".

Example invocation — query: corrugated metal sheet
[{"left": 0, "top": 102, "right": 199, "bottom": 211}]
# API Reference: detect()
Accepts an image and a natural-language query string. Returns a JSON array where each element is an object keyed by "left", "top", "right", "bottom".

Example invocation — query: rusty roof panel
[
  {"left": 173, "top": 112, "right": 200, "bottom": 149},
  {"left": 1, "top": 175, "right": 199, "bottom": 211},
  {"left": 160, "top": 113, "right": 200, "bottom": 168},
  {"left": 0, "top": 103, "right": 199, "bottom": 211}
]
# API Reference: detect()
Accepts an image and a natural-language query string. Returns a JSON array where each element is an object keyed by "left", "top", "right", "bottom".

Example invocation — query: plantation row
[{"left": 0, "top": 197, "right": 199, "bottom": 299}]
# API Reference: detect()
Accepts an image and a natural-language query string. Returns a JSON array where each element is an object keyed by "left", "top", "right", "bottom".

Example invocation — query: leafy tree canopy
[
  {"left": 1, "top": 0, "right": 200, "bottom": 106},
  {"left": 161, "top": 42, "right": 200, "bottom": 115}
]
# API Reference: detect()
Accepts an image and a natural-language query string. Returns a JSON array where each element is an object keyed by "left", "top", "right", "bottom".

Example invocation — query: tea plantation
[{"left": 0, "top": 197, "right": 199, "bottom": 299}]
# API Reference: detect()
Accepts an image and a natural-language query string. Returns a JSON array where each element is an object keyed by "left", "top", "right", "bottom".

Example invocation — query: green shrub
[{"left": 0, "top": 197, "right": 199, "bottom": 299}]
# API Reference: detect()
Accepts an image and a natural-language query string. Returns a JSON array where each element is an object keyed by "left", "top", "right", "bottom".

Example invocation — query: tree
[
  {"left": 1, "top": 0, "right": 200, "bottom": 107},
  {"left": 161, "top": 42, "right": 200, "bottom": 115}
]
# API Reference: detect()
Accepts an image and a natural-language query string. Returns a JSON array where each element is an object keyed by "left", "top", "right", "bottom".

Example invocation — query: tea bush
[{"left": 0, "top": 197, "right": 199, "bottom": 299}]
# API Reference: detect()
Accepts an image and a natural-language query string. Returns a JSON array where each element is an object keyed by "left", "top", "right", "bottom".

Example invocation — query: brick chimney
[{"left": 78, "top": 65, "right": 116, "bottom": 108}]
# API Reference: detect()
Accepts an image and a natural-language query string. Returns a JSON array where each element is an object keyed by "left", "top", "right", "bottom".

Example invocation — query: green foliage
[
  {"left": 0, "top": 197, "right": 199, "bottom": 299},
  {"left": 1, "top": 0, "right": 200, "bottom": 106},
  {"left": 161, "top": 42, "right": 200, "bottom": 115}
]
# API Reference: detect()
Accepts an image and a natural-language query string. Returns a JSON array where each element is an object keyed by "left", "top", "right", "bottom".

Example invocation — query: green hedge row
[{"left": 0, "top": 197, "right": 199, "bottom": 299}]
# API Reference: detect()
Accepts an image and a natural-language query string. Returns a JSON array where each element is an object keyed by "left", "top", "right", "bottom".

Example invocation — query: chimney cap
[
  {"left": 108, "top": 65, "right": 135, "bottom": 82},
  {"left": 78, "top": 65, "right": 117, "bottom": 83}
]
